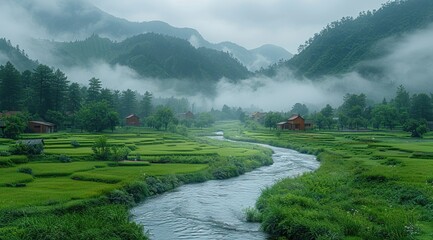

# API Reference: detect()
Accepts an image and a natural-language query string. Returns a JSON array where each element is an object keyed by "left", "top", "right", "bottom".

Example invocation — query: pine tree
[
  {"left": 0, "top": 62, "right": 22, "bottom": 111},
  {"left": 86, "top": 77, "right": 102, "bottom": 103}
]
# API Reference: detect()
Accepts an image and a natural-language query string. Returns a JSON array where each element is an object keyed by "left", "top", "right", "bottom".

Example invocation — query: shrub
[
  {"left": 0, "top": 159, "right": 14, "bottom": 168},
  {"left": 107, "top": 190, "right": 134, "bottom": 206},
  {"left": 0, "top": 151, "right": 11, "bottom": 156},
  {"left": 58, "top": 155, "right": 71, "bottom": 163},
  {"left": 124, "top": 181, "right": 151, "bottom": 203},
  {"left": 92, "top": 136, "right": 111, "bottom": 160},
  {"left": 110, "top": 146, "right": 131, "bottom": 162},
  {"left": 9, "top": 142, "right": 43, "bottom": 156},
  {"left": 17, "top": 167, "right": 33, "bottom": 175},
  {"left": 70, "top": 140, "right": 80, "bottom": 148},
  {"left": 244, "top": 207, "right": 262, "bottom": 222}
]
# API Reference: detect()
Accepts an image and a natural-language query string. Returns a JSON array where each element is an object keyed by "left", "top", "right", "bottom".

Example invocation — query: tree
[
  {"left": 67, "top": 83, "right": 82, "bottom": 114},
  {"left": 264, "top": 112, "right": 283, "bottom": 130},
  {"left": 76, "top": 101, "right": 119, "bottom": 132},
  {"left": 410, "top": 93, "right": 433, "bottom": 121},
  {"left": 120, "top": 89, "right": 137, "bottom": 117},
  {"left": 403, "top": 119, "right": 428, "bottom": 138},
  {"left": 393, "top": 85, "right": 410, "bottom": 124},
  {"left": 316, "top": 104, "right": 335, "bottom": 129},
  {"left": 51, "top": 69, "right": 69, "bottom": 112},
  {"left": 0, "top": 62, "right": 22, "bottom": 111},
  {"left": 195, "top": 112, "right": 214, "bottom": 128},
  {"left": 290, "top": 103, "right": 309, "bottom": 116},
  {"left": 154, "top": 107, "right": 177, "bottom": 131},
  {"left": 338, "top": 93, "right": 368, "bottom": 129},
  {"left": 371, "top": 104, "right": 398, "bottom": 130},
  {"left": 32, "top": 64, "right": 55, "bottom": 116},
  {"left": 1, "top": 114, "right": 27, "bottom": 139},
  {"left": 86, "top": 77, "right": 102, "bottom": 103},
  {"left": 139, "top": 91, "right": 153, "bottom": 118}
]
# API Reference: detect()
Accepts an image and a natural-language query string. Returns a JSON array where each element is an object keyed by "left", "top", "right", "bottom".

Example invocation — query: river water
[{"left": 131, "top": 136, "right": 319, "bottom": 240}]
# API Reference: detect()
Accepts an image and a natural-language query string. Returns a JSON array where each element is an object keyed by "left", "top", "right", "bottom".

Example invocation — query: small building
[
  {"left": 277, "top": 115, "right": 313, "bottom": 131},
  {"left": 178, "top": 111, "right": 195, "bottom": 120},
  {"left": 126, "top": 114, "right": 140, "bottom": 126},
  {"left": 251, "top": 112, "right": 265, "bottom": 122},
  {"left": 28, "top": 121, "right": 55, "bottom": 133}
]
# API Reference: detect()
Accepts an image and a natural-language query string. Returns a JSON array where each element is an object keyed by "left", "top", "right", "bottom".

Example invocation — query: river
[{"left": 131, "top": 135, "right": 320, "bottom": 240}]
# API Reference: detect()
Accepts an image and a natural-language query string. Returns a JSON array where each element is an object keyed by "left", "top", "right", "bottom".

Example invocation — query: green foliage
[
  {"left": 264, "top": 112, "right": 283, "bottom": 130},
  {"left": 5, "top": 205, "right": 148, "bottom": 240},
  {"left": 77, "top": 101, "right": 119, "bottom": 132},
  {"left": 91, "top": 136, "right": 111, "bottom": 160},
  {"left": 9, "top": 142, "right": 43, "bottom": 156},
  {"left": 107, "top": 190, "right": 135, "bottom": 206},
  {"left": 1, "top": 114, "right": 27, "bottom": 139},
  {"left": 278, "top": 0, "right": 433, "bottom": 78},
  {"left": 111, "top": 146, "right": 131, "bottom": 162},
  {"left": 403, "top": 119, "right": 428, "bottom": 137},
  {"left": 70, "top": 140, "right": 80, "bottom": 148},
  {"left": 17, "top": 167, "right": 33, "bottom": 175}
]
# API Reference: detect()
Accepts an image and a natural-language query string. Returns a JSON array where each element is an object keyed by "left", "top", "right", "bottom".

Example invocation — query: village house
[
  {"left": 178, "top": 111, "right": 195, "bottom": 120},
  {"left": 28, "top": 121, "right": 56, "bottom": 133},
  {"left": 125, "top": 114, "right": 140, "bottom": 126},
  {"left": 277, "top": 114, "right": 313, "bottom": 131}
]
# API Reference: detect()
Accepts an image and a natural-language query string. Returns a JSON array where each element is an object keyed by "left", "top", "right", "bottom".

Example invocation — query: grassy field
[
  {"left": 0, "top": 127, "right": 273, "bottom": 240},
  {"left": 215, "top": 121, "right": 433, "bottom": 240}
]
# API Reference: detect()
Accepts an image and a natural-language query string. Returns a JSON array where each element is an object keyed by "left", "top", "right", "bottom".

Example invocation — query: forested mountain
[
  {"left": 41, "top": 34, "right": 251, "bottom": 84},
  {"left": 11, "top": 0, "right": 292, "bottom": 70},
  {"left": 0, "top": 38, "right": 38, "bottom": 71},
  {"left": 269, "top": 0, "right": 433, "bottom": 78}
]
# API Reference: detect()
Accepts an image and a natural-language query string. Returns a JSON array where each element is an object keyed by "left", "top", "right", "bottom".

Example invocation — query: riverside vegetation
[
  {"left": 0, "top": 128, "right": 272, "bottom": 240},
  {"left": 217, "top": 121, "right": 433, "bottom": 240}
]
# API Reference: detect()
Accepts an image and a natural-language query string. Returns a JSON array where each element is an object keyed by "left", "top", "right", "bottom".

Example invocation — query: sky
[{"left": 89, "top": 0, "right": 386, "bottom": 53}]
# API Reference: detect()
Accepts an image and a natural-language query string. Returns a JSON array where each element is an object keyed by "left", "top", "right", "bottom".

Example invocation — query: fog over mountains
[{"left": 3, "top": 0, "right": 292, "bottom": 71}]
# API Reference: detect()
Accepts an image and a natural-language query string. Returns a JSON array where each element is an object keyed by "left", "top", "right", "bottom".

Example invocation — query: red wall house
[
  {"left": 126, "top": 114, "right": 140, "bottom": 126},
  {"left": 277, "top": 115, "right": 307, "bottom": 130}
]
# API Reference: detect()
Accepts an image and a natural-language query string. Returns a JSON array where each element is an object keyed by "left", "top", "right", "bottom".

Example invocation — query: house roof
[
  {"left": 29, "top": 121, "right": 55, "bottom": 127},
  {"left": 288, "top": 115, "right": 304, "bottom": 121},
  {"left": 18, "top": 139, "right": 45, "bottom": 145},
  {"left": 126, "top": 114, "right": 139, "bottom": 119},
  {"left": 277, "top": 121, "right": 288, "bottom": 125}
]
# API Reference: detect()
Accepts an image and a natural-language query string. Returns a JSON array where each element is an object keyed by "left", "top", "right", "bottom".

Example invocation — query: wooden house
[
  {"left": 28, "top": 121, "right": 55, "bottom": 133},
  {"left": 277, "top": 115, "right": 313, "bottom": 131},
  {"left": 126, "top": 114, "right": 140, "bottom": 126},
  {"left": 178, "top": 111, "right": 195, "bottom": 120}
]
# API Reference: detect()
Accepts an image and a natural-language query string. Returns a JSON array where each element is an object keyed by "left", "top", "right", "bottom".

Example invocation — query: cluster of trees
[{"left": 257, "top": 85, "right": 432, "bottom": 137}]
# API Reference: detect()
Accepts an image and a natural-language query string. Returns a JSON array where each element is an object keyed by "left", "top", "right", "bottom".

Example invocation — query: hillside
[
  {"left": 12, "top": 0, "right": 292, "bottom": 70},
  {"left": 273, "top": 0, "right": 433, "bottom": 78},
  {"left": 0, "top": 38, "right": 38, "bottom": 71},
  {"left": 38, "top": 34, "right": 251, "bottom": 94}
]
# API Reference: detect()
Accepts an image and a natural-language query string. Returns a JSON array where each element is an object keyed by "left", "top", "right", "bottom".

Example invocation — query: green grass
[{"left": 213, "top": 121, "right": 433, "bottom": 240}]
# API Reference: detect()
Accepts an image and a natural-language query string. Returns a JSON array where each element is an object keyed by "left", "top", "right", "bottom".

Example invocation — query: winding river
[{"left": 131, "top": 135, "right": 320, "bottom": 239}]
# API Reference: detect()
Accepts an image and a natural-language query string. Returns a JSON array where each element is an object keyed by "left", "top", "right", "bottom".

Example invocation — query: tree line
[{"left": 261, "top": 85, "right": 432, "bottom": 137}]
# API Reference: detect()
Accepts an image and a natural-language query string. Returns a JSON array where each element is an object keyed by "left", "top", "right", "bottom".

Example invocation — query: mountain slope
[
  {"left": 281, "top": 0, "right": 433, "bottom": 78},
  {"left": 11, "top": 0, "right": 291, "bottom": 70},
  {"left": 36, "top": 34, "right": 250, "bottom": 95},
  {"left": 0, "top": 38, "right": 38, "bottom": 71}
]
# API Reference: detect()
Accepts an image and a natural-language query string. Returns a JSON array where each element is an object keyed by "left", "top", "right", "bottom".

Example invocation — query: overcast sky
[{"left": 89, "top": 0, "right": 386, "bottom": 53}]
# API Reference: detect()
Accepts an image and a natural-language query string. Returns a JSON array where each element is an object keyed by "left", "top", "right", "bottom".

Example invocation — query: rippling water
[{"left": 131, "top": 136, "right": 319, "bottom": 240}]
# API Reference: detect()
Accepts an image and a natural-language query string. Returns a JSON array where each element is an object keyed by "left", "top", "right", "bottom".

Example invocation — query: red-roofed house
[
  {"left": 277, "top": 115, "right": 312, "bottom": 131},
  {"left": 28, "top": 121, "right": 56, "bottom": 133}
]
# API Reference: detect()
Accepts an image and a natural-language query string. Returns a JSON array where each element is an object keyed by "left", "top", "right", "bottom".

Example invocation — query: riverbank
[
  {"left": 0, "top": 130, "right": 273, "bottom": 239},
  {"left": 131, "top": 137, "right": 318, "bottom": 239},
  {"left": 217, "top": 121, "right": 433, "bottom": 239}
]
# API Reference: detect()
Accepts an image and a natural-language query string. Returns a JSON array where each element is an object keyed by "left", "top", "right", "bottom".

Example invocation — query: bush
[
  {"left": 124, "top": 181, "right": 151, "bottom": 203},
  {"left": 107, "top": 190, "right": 135, "bottom": 206},
  {"left": 0, "top": 159, "right": 14, "bottom": 168},
  {"left": 111, "top": 146, "right": 131, "bottom": 162},
  {"left": 58, "top": 155, "right": 72, "bottom": 163},
  {"left": 92, "top": 136, "right": 111, "bottom": 160},
  {"left": 70, "top": 140, "right": 80, "bottom": 148},
  {"left": 9, "top": 142, "right": 43, "bottom": 156},
  {"left": 0, "top": 151, "right": 11, "bottom": 156},
  {"left": 244, "top": 207, "right": 262, "bottom": 222},
  {"left": 17, "top": 167, "right": 33, "bottom": 175}
]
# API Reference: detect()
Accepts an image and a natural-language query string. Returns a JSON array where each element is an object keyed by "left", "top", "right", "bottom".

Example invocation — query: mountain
[
  {"left": 34, "top": 34, "right": 251, "bottom": 95},
  {"left": 0, "top": 38, "right": 38, "bottom": 71},
  {"left": 267, "top": 0, "right": 433, "bottom": 79},
  {"left": 12, "top": 0, "right": 292, "bottom": 71}
]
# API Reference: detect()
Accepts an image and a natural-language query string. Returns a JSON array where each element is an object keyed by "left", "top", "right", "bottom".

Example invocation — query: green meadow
[
  {"left": 216, "top": 121, "right": 433, "bottom": 240},
  {"left": 0, "top": 128, "right": 272, "bottom": 240}
]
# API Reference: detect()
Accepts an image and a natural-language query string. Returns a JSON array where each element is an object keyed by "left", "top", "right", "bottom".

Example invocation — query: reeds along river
[{"left": 131, "top": 135, "right": 320, "bottom": 240}]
